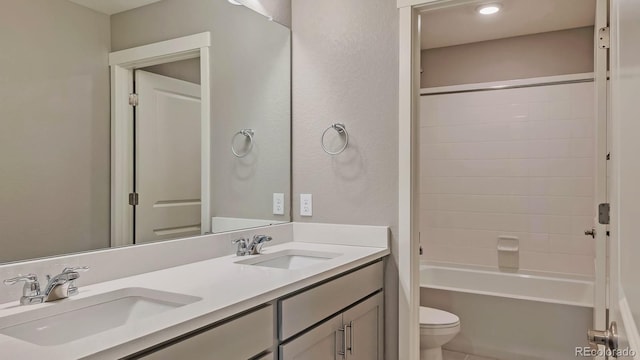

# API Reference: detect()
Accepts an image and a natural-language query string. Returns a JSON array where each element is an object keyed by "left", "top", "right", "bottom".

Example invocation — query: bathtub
[
  {"left": 420, "top": 262, "right": 594, "bottom": 307},
  {"left": 420, "top": 262, "right": 595, "bottom": 360}
]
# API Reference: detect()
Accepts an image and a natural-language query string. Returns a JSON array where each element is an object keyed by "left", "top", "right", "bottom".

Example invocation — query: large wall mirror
[{"left": 0, "top": 0, "right": 291, "bottom": 263}]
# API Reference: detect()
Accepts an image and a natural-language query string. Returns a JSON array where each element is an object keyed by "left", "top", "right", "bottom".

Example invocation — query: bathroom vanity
[
  {"left": 0, "top": 223, "right": 389, "bottom": 360},
  {"left": 136, "top": 261, "right": 383, "bottom": 360}
]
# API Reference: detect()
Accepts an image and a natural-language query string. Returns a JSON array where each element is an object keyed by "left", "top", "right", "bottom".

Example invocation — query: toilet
[{"left": 419, "top": 307, "right": 461, "bottom": 360}]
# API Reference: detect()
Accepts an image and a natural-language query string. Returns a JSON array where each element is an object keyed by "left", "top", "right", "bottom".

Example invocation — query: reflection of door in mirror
[
  {"left": 134, "top": 70, "right": 202, "bottom": 243},
  {"left": 0, "top": 0, "right": 291, "bottom": 264}
]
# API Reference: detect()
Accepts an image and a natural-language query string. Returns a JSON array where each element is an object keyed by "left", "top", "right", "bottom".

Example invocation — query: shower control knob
[{"left": 584, "top": 228, "right": 596, "bottom": 238}]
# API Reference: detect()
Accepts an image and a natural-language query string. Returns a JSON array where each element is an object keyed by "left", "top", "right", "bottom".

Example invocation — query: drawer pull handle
[
  {"left": 347, "top": 321, "right": 354, "bottom": 355},
  {"left": 337, "top": 327, "right": 347, "bottom": 358}
]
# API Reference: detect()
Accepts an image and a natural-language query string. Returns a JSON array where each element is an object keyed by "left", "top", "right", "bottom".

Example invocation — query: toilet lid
[{"left": 419, "top": 307, "right": 459, "bottom": 327}]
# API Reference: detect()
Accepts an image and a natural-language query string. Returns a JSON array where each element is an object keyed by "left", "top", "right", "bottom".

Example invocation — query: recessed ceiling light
[
  {"left": 228, "top": 0, "right": 242, "bottom": 5},
  {"left": 476, "top": 3, "right": 502, "bottom": 15}
]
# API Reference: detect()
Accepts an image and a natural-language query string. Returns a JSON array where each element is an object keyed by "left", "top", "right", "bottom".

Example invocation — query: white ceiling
[
  {"left": 67, "top": 0, "right": 163, "bottom": 15},
  {"left": 421, "top": 0, "right": 596, "bottom": 49}
]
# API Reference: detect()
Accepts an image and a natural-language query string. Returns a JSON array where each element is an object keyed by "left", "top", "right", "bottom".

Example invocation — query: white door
[
  {"left": 596, "top": 0, "right": 640, "bottom": 357},
  {"left": 134, "top": 70, "right": 202, "bottom": 243}
]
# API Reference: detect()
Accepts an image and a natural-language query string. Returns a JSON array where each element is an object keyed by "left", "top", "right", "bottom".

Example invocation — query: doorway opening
[
  {"left": 400, "top": 0, "right": 611, "bottom": 359},
  {"left": 109, "top": 32, "right": 211, "bottom": 247}
]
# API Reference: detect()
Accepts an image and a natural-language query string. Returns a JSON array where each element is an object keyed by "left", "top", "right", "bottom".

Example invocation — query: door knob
[
  {"left": 585, "top": 228, "right": 596, "bottom": 238},
  {"left": 588, "top": 321, "right": 618, "bottom": 356}
]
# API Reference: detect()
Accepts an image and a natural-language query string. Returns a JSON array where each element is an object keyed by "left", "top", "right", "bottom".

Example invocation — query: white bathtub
[
  {"left": 420, "top": 262, "right": 594, "bottom": 307},
  {"left": 420, "top": 262, "right": 595, "bottom": 360}
]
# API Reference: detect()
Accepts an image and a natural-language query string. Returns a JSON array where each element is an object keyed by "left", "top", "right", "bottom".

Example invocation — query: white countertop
[{"left": 0, "top": 241, "right": 388, "bottom": 360}]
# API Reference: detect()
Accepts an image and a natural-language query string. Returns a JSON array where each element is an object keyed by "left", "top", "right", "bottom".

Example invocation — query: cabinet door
[
  {"left": 342, "top": 292, "right": 384, "bottom": 360},
  {"left": 279, "top": 314, "right": 343, "bottom": 360}
]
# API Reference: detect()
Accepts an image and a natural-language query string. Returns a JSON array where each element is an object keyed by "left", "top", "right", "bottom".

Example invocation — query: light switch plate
[
  {"left": 300, "top": 194, "right": 312, "bottom": 217},
  {"left": 273, "top": 193, "right": 285, "bottom": 215}
]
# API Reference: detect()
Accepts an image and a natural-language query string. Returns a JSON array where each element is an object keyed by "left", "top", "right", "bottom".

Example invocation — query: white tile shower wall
[{"left": 419, "top": 82, "right": 596, "bottom": 276}]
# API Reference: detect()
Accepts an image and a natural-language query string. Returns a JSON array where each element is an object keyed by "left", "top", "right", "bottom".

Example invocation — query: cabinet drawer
[
  {"left": 279, "top": 261, "right": 383, "bottom": 340},
  {"left": 140, "top": 305, "right": 273, "bottom": 360}
]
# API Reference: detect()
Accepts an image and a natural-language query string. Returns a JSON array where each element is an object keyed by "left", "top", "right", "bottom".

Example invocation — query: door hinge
[
  {"left": 128, "top": 93, "right": 139, "bottom": 106},
  {"left": 598, "top": 27, "right": 610, "bottom": 49},
  {"left": 599, "top": 203, "right": 610, "bottom": 225},
  {"left": 128, "top": 192, "right": 139, "bottom": 206}
]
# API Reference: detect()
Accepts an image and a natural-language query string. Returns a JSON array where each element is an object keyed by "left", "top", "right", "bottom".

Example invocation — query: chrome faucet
[
  {"left": 232, "top": 235, "right": 272, "bottom": 256},
  {"left": 43, "top": 266, "right": 89, "bottom": 301},
  {"left": 3, "top": 266, "right": 89, "bottom": 305},
  {"left": 248, "top": 235, "right": 272, "bottom": 255}
]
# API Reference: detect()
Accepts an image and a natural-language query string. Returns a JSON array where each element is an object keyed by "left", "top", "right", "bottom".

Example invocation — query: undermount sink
[
  {"left": 0, "top": 287, "right": 201, "bottom": 346},
  {"left": 235, "top": 249, "right": 341, "bottom": 270}
]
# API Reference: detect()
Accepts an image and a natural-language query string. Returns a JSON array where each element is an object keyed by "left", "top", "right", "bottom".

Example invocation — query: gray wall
[
  {"left": 291, "top": 0, "right": 399, "bottom": 358},
  {"left": 143, "top": 58, "right": 201, "bottom": 85},
  {"left": 0, "top": 0, "right": 111, "bottom": 262},
  {"left": 242, "top": 0, "right": 291, "bottom": 27},
  {"left": 111, "top": 0, "right": 291, "bottom": 225},
  {"left": 422, "top": 26, "right": 595, "bottom": 88}
]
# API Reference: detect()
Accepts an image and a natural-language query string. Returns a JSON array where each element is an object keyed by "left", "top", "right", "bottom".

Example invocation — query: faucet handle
[
  {"left": 62, "top": 266, "right": 90, "bottom": 274},
  {"left": 4, "top": 274, "right": 41, "bottom": 300},
  {"left": 232, "top": 238, "right": 249, "bottom": 256},
  {"left": 59, "top": 266, "right": 88, "bottom": 297},
  {"left": 4, "top": 274, "right": 39, "bottom": 286},
  {"left": 253, "top": 235, "right": 273, "bottom": 243}
]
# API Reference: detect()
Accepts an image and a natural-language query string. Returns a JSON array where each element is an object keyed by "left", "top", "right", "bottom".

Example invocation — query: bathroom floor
[{"left": 443, "top": 350, "right": 497, "bottom": 360}]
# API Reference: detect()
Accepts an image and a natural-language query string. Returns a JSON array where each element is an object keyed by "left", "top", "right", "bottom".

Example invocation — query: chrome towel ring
[
  {"left": 232, "top": 129, "right": 255, "bottom": 158},
  {"left": 321, "top": 123, "right": 349, "bottom": 155}
]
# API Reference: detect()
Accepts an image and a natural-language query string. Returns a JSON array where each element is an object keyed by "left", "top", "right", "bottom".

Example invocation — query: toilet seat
[{"left": 419, "top": 307, "right": 460, "bottom": 329}]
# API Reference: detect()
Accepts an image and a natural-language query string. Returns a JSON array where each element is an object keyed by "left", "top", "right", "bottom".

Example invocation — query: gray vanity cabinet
[
  {"left": 130, "top": 261, "right": 384, "bottom": 360},
  {"left": 278, "top": 261, "right": 384, "bottom": 360},
  {"left": 136, "top": 305, "right": 273, "bottom": 360},
  {"left": 279, "top": 262, "right": 384, "bottom": 340},
  {"left": 279, "top": 292, "right": 384, "bottom": 360}
]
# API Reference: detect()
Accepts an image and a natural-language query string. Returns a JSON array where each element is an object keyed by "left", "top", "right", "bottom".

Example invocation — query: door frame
[
  {"left": 109, "top": 32, "right": 212, "bottom": 247},
  {"left": 397, "top": 2, "right": 477, "bottom": 358},
  {"left": 397, "top": 2, "right": 424, "bottom": 360},
  {"left": 609, "top": 0, "right": 640, "bottom": 354},
  {"left": 398, "top": 0, "right": 610, "bottom": 358},
  {"left": 593, "top": 0, "right": 609, "bottom": 338}
]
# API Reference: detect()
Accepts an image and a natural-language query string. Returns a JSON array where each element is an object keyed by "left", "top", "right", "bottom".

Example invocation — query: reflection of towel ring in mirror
[
  {"left": 321, "top": 123, "right": 349, "bottom": 155},
  {"left": 231, "top": 129, "right": 254, "bottom": 158}
]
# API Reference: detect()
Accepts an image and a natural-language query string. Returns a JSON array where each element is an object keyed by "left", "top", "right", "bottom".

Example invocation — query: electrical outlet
[
  {"left": 300, "top": 194, "right": 312, "bottom": 217},
  {"left": 273, "top": 193, "right": 285, "bottom": 215}
]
